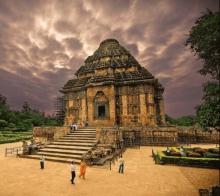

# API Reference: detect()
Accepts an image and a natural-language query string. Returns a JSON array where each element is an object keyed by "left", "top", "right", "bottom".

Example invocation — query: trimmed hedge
[{"left": 156, "top": 150, "right": 220, "bottom": 169}]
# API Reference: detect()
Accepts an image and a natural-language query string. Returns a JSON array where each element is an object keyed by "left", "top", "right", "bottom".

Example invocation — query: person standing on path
[
  {"left": 70, "top": 161, "right": 76, "bottom": 184},
  {"left": 40, "top": 155, "right": 45, "bottom": 169},
  {"left": 118, "top": 157, "right": 124, "bottom": 174},
  {"left": 79, "top": 160, "right": 87, "bottom": 179}
]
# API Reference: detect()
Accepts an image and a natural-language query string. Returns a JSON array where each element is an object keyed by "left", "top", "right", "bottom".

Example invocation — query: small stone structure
[{"left": 33, "top": 126, "right": 70, "bottom": 143}]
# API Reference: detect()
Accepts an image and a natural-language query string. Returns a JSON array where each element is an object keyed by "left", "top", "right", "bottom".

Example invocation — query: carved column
[
  {"left": 159, "top": 98, "right": 166, "bottom": 125},
  {"left": 140, "top": 94, "right": 147, "bottom": 125},
  {"left": 121, "top": 95, "right": 127, "bottom": 126}
]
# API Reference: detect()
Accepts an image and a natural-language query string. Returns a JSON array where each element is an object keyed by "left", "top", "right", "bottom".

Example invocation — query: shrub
[
  {"left": 208, "top": 148, "right": 220, "bottom": 154},
  {"left": 204, "top": 152, "right": 219, "bottom": 158},
  {"left": 0, "top": 119, "right": 8, "bottom": 128},
  {"left": 169, "top": 151, "right": 181, "bottom": 157},
  {"left": 187, "top": 152, "right": 202, "bottom": 157},
  {"left": 156, "top": 150, "right": 219, "bottom": 169},
  {"left": 194, "top": 148, "right": 208, "bottom": 154}
]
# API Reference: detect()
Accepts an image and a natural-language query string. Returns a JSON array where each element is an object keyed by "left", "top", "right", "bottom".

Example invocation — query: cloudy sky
[{"left": 0, "top": 0, "right": 218, "bottom": 117}]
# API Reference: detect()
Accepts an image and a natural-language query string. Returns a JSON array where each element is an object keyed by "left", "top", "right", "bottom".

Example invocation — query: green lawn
[{"left": 0, "top": 131, "right": 33, "bottom": 144}]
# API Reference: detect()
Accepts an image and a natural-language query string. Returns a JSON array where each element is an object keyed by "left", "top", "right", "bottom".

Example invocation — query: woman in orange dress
[{"left": 79, "top": 160, "right": 87, "bottom": 179}]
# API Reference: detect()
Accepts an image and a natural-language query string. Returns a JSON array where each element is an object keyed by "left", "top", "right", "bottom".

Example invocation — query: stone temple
[{"left": 61, "top": 39, "right": 165, "bottom": 127}]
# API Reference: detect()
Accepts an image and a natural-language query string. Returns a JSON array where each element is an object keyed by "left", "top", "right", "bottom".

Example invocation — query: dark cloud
[
  {"left": 63, "top": 37, "right": 83, "bottom": 51},
  {"left": 0, "top": 0, "right": 218, "bottom": 117},
  {"left": 54, "top": 20, "right": 76, "bottom": 34}
]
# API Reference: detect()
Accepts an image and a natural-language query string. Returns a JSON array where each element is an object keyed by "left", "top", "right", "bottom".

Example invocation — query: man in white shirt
[{"left": 70, "top": 161, "right": 76, "bottom": 184}]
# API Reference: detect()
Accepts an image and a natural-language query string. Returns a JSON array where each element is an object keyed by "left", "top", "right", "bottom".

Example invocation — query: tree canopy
[
  {"left": 165, "top": 114, "right": 196, "bottom": 127},
  {"left": 0, "top": 94, "right": 62, "bottom": 131},
  {"left": 186, "top": 10, "right": 220, "bottom": 80},
  {"left": 196, "top": 81, "right": 220, "bottom": 128},
  {"left": 186, "top": 10, "right": 220, "bottom": 129}
]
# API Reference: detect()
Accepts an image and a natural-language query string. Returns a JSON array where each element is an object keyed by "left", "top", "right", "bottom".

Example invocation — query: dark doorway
[{"left": 98, "top": 105, "right": 105, "bottom": 117}]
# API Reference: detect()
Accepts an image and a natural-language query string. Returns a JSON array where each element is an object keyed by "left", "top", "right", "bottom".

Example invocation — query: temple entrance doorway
[
  {"left": 98, "top": 105, "right": 106, "bottom": 118},
  {"left": 94, "top": 91, "right": 109, "bottom": 120}
]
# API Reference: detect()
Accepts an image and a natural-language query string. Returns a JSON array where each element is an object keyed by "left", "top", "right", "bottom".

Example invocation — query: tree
[
  {"left": 196, "top": 82, "right": 220, "bottom": 128},
  {"left": 0, "top": 119, "right": 8, "bottom": 128},
  {"left": 22, "top": 101, "right": 32, "bottom": 113},
  {"left": 0, "top": 94, "right": 7, "bottom": 105},
  {"left": 165, "top": 114, "right": 196, "bottom": 127},
  {"left": 0, "top": 94, "right": 10, "bottom": 122},
  {"left": 186, "top": 10, "right": 220, "bottom": 80}
]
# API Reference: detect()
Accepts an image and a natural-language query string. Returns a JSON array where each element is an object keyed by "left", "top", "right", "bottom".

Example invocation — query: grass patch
[{"left": 0, "top": 131, "right": 33, "bottom": 144}]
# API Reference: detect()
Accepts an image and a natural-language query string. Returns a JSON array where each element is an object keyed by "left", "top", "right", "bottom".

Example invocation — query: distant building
[{"left": 61, "top": 39, "right": 165, "bottom": 127}]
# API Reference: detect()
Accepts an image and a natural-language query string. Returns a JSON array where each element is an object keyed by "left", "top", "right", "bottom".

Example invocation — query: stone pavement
[{"left": 0, "top": 143, "right": 219, "bottom": 196}]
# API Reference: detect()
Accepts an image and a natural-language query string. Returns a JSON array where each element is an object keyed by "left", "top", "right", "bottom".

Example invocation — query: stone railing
[{"left": 33, "top": 126, "right": 70, "bottom": 143}]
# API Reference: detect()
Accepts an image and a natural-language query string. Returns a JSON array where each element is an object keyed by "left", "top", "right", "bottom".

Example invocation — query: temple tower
[{"left": 61, "top": 39, "right": 166, "bottom": 127}]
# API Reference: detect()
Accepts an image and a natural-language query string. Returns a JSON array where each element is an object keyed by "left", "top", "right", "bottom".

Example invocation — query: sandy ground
[{"left": 0, "top": 143, "right": 219, "bottom": 196}]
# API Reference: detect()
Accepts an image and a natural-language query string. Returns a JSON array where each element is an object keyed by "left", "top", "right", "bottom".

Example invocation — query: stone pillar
[
  {"left": 81, "top": 96, "right": 86, "bottom": 123},
  {"left": 108, "top": 85, "right": 116, "bottom": 126},
  {"left": 140, "top": 94, "right": 147, "bottom": 125},
  {"left": 87, "top": 87, "right": 94, "bottom": 125},
  {"left": 159, "top": 98, "right": 166, "bottom": 125},
  {"left": 121, "top": 95, "right": 127, "bottom": 126}
]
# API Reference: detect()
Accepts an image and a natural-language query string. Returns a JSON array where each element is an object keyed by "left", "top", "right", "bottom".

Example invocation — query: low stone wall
[
  {"left": 177, "top": 127, "right": 219, "bottom": 144},
  {"left": 141, "top": 127, "right": 178, "bottom": 146},
  {"left": 96, "top": 126, "right": 219, "bottom": 146},
  {"left": 96, "top": 127, "right": 123, "bottom": 145},
  {"left": 33, "top": 126, "right": 70, "bottom": 143}
]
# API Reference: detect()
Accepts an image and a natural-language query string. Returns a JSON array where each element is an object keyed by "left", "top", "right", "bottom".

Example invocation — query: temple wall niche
[{"left": 87, "top": 85, "right": 116, "bottom": 126}]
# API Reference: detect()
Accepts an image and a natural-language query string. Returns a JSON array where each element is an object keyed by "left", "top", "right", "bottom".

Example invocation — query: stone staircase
[{"left": 22, "top": 128, "right": 97, "bottom": 164}]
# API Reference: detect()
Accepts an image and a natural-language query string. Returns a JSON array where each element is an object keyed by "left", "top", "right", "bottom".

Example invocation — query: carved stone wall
[{"left": 33, "top": 126, "right": 70, "bottom": 143}]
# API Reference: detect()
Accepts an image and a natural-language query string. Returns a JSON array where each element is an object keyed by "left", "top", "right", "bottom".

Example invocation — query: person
[
  {"left": 40, "top": 155, "right": 45, "bottom": 169},
  {"left": 85, "top": 121, "right": 88, "bottom": 127},
  {"left": 79, "top": 160, "right": 87, "bottom": 179},
  {"left": 28, "top": 144, "right": 32, "bottom": 155},
  {"left": 180, "top": 146, "right": 186, "bottom": 157},
  {"left": 71, "top": 124, "right": 77, "bottom": 131},
  {"left": 166, "top": 147, "right": 171, "bottom": 155},
  {"left": 118, "top": 157, "right": 124, "bottom": 174},
  {"left": 70, "top": 161, "right": 76, "bottom": 184}
]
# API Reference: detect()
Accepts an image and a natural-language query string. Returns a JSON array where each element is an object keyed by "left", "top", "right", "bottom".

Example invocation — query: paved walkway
[{"left": 0, "top": 143, "right": 219, "bottom": 196}]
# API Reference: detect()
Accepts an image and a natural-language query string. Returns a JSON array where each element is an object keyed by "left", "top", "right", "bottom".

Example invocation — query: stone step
[
  {"left": 59, "top": 136, "right": 96, "bottom": 141},
  {"left": 70, "top": 131, "right": 96, "bottom": 133},
  {"left": 63, "top": 134, "right": 96, "bottom": 138},
  {"left": 52, "top": 142, "right": 95, "bottom": 147},
  {"left": 57, "top": 139, "right": 97, "bottom": 143},
  {"left": 77, "top": 128, "right": 96, "bottom": 131},
  {"left": 36, "top": 152, "right": 83, "bottom": 160},
  {"left": 60, "top": 136, "right": 96, "bottom": 141},
  {"left": 46, "top": 145, "right": 91, "bottom": 151},
  {"left": 20, "top": 154, "right": 81, "bottom": 164},
  {"left": 39, "top": 148, "right": 87, "bottom": 155},
  {"left": 67, "top": 134, "right": 96, "bottom": 137},
  {"left": 68, "top": 132, "right": 96, "bottom": 135}
]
